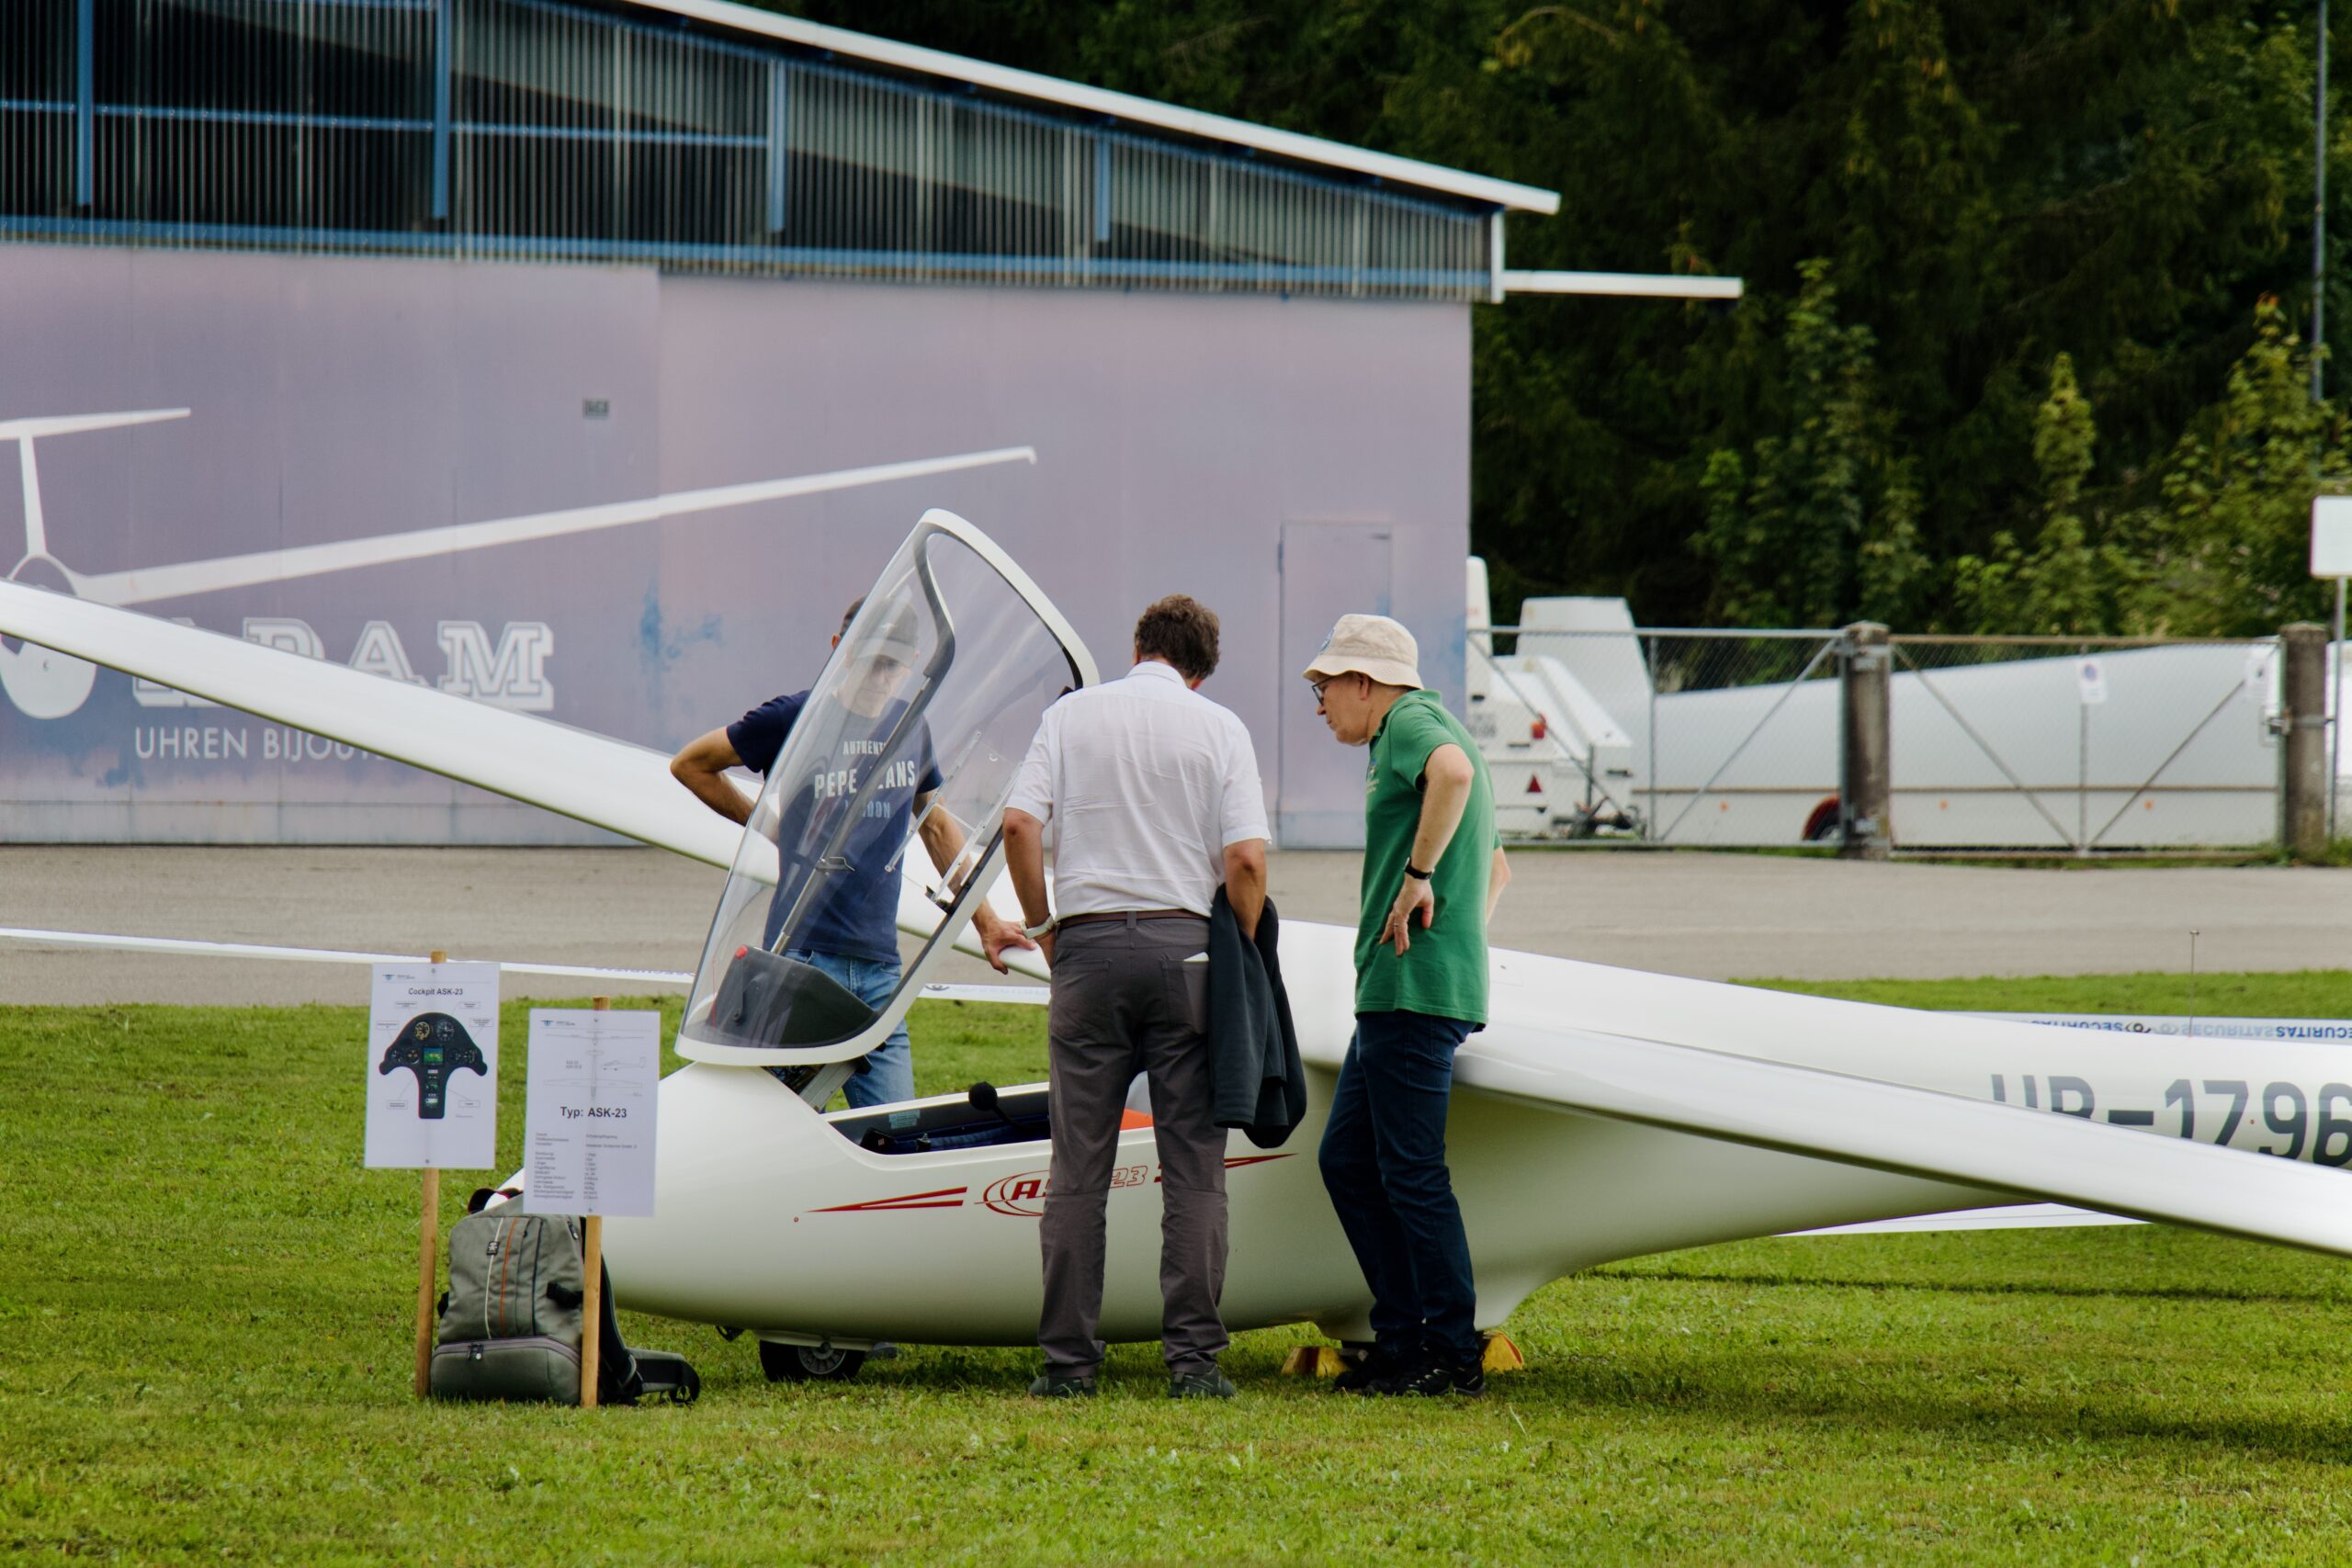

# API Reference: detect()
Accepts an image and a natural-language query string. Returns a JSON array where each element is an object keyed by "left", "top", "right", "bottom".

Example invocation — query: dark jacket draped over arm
[{"left": 1208, "top": 887, "right": 1306, "bottom": 1148}]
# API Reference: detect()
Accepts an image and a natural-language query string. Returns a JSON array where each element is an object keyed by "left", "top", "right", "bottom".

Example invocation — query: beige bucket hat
[{"left": 1301, "top": 614, "right": 1422, "bottom": 690}]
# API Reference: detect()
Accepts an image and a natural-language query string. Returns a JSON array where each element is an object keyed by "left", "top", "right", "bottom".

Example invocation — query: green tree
[
  {"left": 742, "top": 1, "right": 2343, "bottom": 633},
  {"left": 1959, "top": 309, "right": 2352, "bottom": 636},
  {"left": 1693, "top": 260, "right": 1928, "bottom": 626},
  {"left": 1471, "top": 0, "right": 2332, "bottom": 627},
  {"left": 1951, "top": 353, "right": 2154, "bottom": 634},
  {"left": 2143, "top": 301, "right": 2352, "bottom": 634}
]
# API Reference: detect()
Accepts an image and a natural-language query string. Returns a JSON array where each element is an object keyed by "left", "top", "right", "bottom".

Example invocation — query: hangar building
[{"left": 0, "top": 0, "right": 1558, "bottom": 847}]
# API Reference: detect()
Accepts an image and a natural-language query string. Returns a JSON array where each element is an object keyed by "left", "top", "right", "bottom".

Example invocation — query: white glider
[{"left": 5, "top": 512, "right": 2346, "bottom": 1381}]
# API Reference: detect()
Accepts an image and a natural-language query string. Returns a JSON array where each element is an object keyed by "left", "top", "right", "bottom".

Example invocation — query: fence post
[
  {"left": 1839, "top": 623, "right": 1891, "bottom": 860},
  {"left": 2280, "top": 622, "right": 2329, "bottom": 860},
  {"left": 1645, "top": 634, "right": 1658, "bottom": 842}
]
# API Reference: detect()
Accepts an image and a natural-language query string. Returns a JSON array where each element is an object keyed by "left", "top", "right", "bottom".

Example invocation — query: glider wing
[
  {"left": 1458, "top": 1022, "right": 2352, "bottom": 1258},
  {"left": 0, "top": 578, "right": 741, "bottom": 865},
  {"left": 0, "top": 581, "right": 1043, "bottom": 976}
]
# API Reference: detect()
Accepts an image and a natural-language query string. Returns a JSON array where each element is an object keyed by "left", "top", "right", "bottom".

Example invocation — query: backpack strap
[
  {"left": 628, "top": 1350, "right": 702, "bottom": 1405},
  {"left": 594, "top": 1257, "right": 646, "bottom": 1406}
]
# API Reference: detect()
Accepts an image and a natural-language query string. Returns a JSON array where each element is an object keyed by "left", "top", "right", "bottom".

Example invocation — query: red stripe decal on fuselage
[
  {"left": 820, "top": 1156, "right": 1295, "bottom": 1215},
  {"left": 1156, "top": 1153, "right": 1296, "bottom": 1182},
  {"left": 811, "top": 1186, "right": 969, "bottom": 1213}
]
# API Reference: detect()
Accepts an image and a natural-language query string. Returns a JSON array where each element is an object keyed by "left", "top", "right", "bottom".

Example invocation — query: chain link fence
[{"left": 1473, "top": 621, "right": 2291, "bottom": 852}]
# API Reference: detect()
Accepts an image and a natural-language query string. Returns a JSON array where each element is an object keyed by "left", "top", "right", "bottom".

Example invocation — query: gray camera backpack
[{"left": 430, "top": 1193, "right": 699, "bottom": 1406}]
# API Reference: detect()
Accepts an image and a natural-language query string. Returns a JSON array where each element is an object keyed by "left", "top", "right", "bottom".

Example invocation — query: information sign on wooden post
[
  {"left": 364, "top": 952, "right": 500, "bottom": 1399},
  {"left": 524, "top": 998, "right": 662, "bottom": 1410}
]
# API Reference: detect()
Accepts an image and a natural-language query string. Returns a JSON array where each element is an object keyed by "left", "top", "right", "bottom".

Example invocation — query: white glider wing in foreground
[{"left": 1456, "top": 1023, "right": 2352, "bottom": 1258}]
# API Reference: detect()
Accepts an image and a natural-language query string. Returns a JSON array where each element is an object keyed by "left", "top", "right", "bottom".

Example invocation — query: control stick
[{"left": 968, "top": 1081, "right": 1021, "bottom": 1130}]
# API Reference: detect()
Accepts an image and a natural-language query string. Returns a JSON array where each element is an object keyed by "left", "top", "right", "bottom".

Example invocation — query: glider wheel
[{"left": 759, "top": 1340, "right": 867, "bottom": 1382}]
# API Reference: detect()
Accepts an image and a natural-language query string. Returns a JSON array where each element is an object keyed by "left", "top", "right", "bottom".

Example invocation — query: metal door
[{"left": 1277, "top": 519, "right": 1393, "bottom": 848}]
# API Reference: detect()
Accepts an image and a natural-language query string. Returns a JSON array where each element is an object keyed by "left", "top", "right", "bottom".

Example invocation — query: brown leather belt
[{"left": 1056, "top": 908, "right": 1204, "bottom": 930}]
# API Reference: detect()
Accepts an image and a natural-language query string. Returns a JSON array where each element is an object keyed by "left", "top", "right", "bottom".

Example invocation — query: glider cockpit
[
  {"left": 675, "top": 513, "right": 1095, "bottom": 1109},
  {"left": 827, "top": 1081, "right": 1057, "bottom": 1156}
]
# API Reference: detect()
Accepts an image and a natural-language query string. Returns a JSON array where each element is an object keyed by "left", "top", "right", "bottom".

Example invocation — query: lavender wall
[{"left": 0, "top": 243, "right": 1468, "bottom": 848}]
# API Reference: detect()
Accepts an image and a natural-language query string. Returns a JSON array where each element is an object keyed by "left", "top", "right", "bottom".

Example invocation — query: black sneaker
[
  {"left": 1331, "top": 1341, "right": 1412, "bottom": 1394},
  {"left": 1027, "top": 1369, "right": 1098, "bottom": 1398},
  {"left": 1381, "top": 1351, "right": 1486, "bottom": 1398},
  {"left": 1168, "top": 1369, "right": 1237, "bottom": 1400}
]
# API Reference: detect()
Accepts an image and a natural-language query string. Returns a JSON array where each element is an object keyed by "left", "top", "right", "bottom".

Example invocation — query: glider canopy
[{"left": 678, "top": 513, "right": 1092, "bottom": 1066}]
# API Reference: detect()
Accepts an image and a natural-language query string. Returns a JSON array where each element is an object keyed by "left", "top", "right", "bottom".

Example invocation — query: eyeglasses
[{"left": 1309, "top": 675, "right": 1342, "bottom": 703}]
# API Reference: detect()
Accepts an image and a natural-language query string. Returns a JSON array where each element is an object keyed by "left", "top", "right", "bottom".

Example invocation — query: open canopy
[{"left": 677, "top": 511, "right": 1093, "bottom": 1067}]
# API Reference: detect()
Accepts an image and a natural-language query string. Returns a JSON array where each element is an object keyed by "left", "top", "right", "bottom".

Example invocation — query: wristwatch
[
  {"left": 1023, "top": 918, "right": 1058, "bottom": 940},
  {"left": 1403, "top": 862, "right": 1433, "bottom": 881}
]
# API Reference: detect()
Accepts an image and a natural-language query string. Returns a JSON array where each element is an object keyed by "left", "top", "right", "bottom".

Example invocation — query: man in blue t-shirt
[{"left": 671, "top": 598, "right": 1027, "bottom": 1106}]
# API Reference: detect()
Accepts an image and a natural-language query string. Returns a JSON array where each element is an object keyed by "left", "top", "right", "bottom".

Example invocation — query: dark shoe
[
  {"left": 1331, "top": 1341, "right": 1412, "bottom": 1394},
  {"left": 1028, "top": 1370, "right": 1098, "bottom": 1398},
  {"left": 1168, "top": 1369, "right": 1237, "bottom": 1400},
  {"left": 1382, "top": 1351, "right": 1486, "bottom": 1398}
]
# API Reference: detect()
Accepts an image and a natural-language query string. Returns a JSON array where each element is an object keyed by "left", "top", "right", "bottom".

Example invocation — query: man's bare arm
[
  {"left": 917, "top": 792, "right": 1030, "bottom": 971},
  {"left": 1222, "top": 839, "right": 1267, "bottom": 941},
  {"left": 1001, "top": 807, "right": 1055, "bottom": 969},
  {"left": 670, "top": 728, "right": 753, "bottom": 826},
  {"left": 1487, "top": 846, "right": 1511, "bottom": 921},
  {"left": 1409, "top": 744, "right": 1476, "bottom": 872},
  {"left": 915, "top": 791, "right": 971, "bottom": 882},
  {"left": 1384, "top": 743, "right": 1476, "bottom": 953}
]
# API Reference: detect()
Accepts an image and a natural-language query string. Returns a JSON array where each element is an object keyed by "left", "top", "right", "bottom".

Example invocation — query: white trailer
[
  {"left": 1471, "top": 561, "right": 2344, "bottom": 849},
  {"left": 1464, "top": 560, "right": 1644, "bottom": 838}
]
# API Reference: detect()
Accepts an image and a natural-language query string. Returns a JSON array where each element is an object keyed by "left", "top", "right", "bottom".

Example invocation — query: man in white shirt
[{"left": 1002, "top": 595, "right": 1269, "bottom": 1400}]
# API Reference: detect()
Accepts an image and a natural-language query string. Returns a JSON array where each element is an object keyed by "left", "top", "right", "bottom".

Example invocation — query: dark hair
[
  {"left": 838, "top": 596, "right": 865, "bottom": 636},
  {"left": 1134, "top": 594, "right": 1220, "bottom": 682}
]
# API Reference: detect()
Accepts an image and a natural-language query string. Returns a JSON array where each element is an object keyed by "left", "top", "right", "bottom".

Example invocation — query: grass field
[{"left": 7, "top": 973, "right": 2352, "bottom": 1565}]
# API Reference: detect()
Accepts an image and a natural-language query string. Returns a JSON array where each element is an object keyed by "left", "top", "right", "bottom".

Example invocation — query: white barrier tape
[
  {"left": 918, "top": 982, "right": 1052, "bottom": 1006},
  {"left": 0, "top": 926, "right": 691, "bottom": 987}
]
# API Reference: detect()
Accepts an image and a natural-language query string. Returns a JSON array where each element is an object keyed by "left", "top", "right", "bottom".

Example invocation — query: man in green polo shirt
[{"left": 1303, "top": 613, "right": 1510, "bottom": 1397}]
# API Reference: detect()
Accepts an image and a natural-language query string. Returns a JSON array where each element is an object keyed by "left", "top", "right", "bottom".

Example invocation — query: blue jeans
[
  {"left": 785, "top": 949, "right": 914, "bottom": 1109},
  {"left": 1317, "top": 1010, "right": 1480, "bottom": 1361}
]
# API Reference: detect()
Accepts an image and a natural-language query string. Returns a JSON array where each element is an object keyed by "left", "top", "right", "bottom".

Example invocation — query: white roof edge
[
  {"left": 1502, "top": 271, "right": 1744, "bottom": 300},
  {"left": 619, "top": 0, "right": 1563, "bottom": 216}
]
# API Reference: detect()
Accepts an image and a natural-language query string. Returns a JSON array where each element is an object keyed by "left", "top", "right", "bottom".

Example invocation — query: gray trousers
[{"left": 1039, "top": 913, "right": 1229, "bottom": 1377}]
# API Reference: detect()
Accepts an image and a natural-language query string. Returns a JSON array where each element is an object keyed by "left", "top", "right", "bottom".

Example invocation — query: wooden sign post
[
  {"left": 412, "top": 948, "right": 447, "bottom": 1400},
  {"left": 579, "top": 995, "right": 609, "bottom": 1409}
]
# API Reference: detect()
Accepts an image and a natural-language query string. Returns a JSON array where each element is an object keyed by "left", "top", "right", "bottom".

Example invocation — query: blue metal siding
[{"left": 0, "top": 0, "right": 1493, "bottom": 299}]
